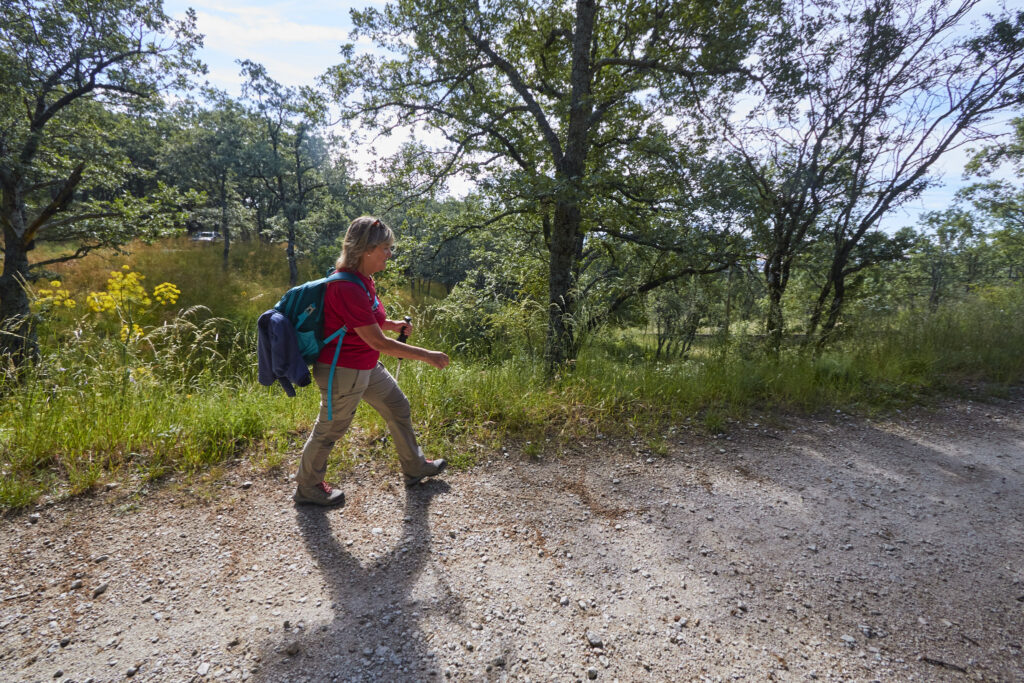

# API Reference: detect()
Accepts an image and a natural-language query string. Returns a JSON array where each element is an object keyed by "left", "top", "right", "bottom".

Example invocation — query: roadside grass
[{"left": 3, "top": 242, "right": 1022, "bottom": 510}]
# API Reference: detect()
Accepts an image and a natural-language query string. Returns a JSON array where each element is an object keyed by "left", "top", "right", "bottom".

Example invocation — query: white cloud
[{"left": 195, "top": 9, "right": 348, "bottom": 50}]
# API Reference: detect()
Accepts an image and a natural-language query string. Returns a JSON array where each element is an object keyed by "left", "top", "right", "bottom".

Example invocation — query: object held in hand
[{"left": 395, "top": 316, "right": 412, "bottom": 382}]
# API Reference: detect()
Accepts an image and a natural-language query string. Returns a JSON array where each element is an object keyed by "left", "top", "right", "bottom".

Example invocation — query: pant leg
[
  {"left": 296, "top": 362, "right": 370, "bottom": 487},
  {"left": 360, "top": 362, "right": 432, "bottom": 477}
]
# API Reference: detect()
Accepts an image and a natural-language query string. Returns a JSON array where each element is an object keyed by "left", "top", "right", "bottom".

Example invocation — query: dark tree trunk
[
  {"left": 545, "top": 198, "right": 584, "bottom": 369},
  {"left": 542, "top": 0, "right": 595, "bottom": 372},
  {"left": 0, "top": 194, "right": 38, "bottom": 365},
  {"left": 764, "top": 251, "right": 790, "bottom": 354},
  {"left": 805, "top": 278, "right": 832, "bottom": 347},
  {"left": 817, "top": 271, "right": 846, "bottom": 347},
  {"left": 722, "top": 264, "right": 734, "bottom": 339},
  {"left": 813, "top": 244, "right": 852, "bottom": 348},
  {"left": 286, "top": 219, "right": 298, "bottom": 286},
  {"left": 220, "top": 178, "right": 231, "bottom": 273}
]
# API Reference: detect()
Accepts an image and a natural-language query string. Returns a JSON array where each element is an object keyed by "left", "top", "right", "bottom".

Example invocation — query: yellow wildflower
[
  {"left": 153, "top": 282, "right": 181, "bottom": 306},
  {"left": 120, "top": 323, "right": 144, "bottom": 343},
  {"left": 32, "top": 283, "right": 76, "bottom": 311},
  {"left": 87, "top": 291, "right": 116, "bottom": 313}
]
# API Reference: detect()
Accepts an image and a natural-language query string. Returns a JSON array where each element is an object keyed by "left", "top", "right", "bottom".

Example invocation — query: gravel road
[{"left": 2, "top": 393, "right": 1022, "bottom": 682}]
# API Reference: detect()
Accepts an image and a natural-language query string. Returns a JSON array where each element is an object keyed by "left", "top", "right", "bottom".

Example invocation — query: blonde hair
[{"left": 337, "top": 216, "right": 394, "bottom": 271}]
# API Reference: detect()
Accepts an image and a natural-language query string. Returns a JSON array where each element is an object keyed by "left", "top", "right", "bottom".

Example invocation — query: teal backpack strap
[{"left": 324, "top": 324, "right": 347, "bottom": 421}]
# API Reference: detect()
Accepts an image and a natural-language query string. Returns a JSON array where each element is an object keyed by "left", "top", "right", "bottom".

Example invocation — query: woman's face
[{"left": 360, "top": 241, "right": 393, "bottom": 275}]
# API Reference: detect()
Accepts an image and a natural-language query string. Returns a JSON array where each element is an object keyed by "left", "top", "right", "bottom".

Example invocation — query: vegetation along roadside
[{"left": 3, "top": 0, "right": 1024, "bottom": 510}]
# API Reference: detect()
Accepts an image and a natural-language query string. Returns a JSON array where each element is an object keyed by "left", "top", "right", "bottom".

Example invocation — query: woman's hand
[
  {"left": 386, "top": 319, "right": 413, "bottom": 336},
  {"left": 426, "top": 351, "right": 450, "bottom": 370}
]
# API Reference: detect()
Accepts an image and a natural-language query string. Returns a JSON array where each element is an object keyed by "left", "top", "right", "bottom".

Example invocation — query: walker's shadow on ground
[{"left": 253, "top": 481, "right": 459, "bottom": 682}]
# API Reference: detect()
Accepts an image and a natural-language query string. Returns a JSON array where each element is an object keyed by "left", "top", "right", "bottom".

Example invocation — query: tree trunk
[
  {"left": 543, "top": 0, "right": 595, "bottom": 372},
  {"left": 722, "top": 264, "right": 734, "bottom": 339},
  {"left": 545, "top": 199, "right": 584, "bottom": 370},
  {"left": 928, "top": 261, "right": 943, "bottom": 312},
  {"left": 816, "top": 271, "right": 846, "bottom": 348},
  {"left": 220, "top": 179, "right": 231, "bottom": 273},
  {"left": 0, "top": 197, "right": 38, "bottom": 366},
  {"left": 286, "top": 219, "right": 298, "bottom": 286},
  {"left": 763, "top": 251, "right": 789, "bottom": 354},
  {"left": 806, "top": 276, "right": 833, "bottom": 347}
]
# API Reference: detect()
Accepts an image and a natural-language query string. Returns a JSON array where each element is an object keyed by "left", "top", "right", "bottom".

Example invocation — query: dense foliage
[{"left": 2, "top": 0, "right": 1024, "bottom": 508}]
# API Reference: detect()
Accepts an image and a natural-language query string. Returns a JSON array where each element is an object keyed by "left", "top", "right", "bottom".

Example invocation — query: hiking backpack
[{"left": 272, "top": 270, "right": 379, "bottom": 420}]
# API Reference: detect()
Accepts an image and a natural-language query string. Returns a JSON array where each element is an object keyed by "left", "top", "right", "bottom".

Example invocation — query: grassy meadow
[{"left": 2, "top": 238, "right": 1023, "bottom": 510}]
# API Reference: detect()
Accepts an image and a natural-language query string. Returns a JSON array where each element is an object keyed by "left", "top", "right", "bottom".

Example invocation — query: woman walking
[{"left": 294, "top": 216, "right": 450, "bottom": 507}]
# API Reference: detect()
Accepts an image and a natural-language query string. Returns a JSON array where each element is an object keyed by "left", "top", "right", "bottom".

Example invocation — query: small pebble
[{"left": 92, "top": 583, "right": 108, "bottom": 598}]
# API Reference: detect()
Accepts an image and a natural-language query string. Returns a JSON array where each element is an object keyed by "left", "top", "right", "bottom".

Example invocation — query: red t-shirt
[{"left": 317, "top": 269, "right": 386, "bottom": 369}]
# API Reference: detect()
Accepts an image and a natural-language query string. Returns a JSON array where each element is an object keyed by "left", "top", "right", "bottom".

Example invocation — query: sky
[
  {"left": 163, "top": 0, "right": 1018, "bottom": 232},
  {"left": 163, "top": 0, "right": 368, "bottom": 95}
]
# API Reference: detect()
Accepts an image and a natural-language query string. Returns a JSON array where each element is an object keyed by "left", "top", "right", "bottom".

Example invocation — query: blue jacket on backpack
[{"left": 257, "top": 309, "right": 311, "bottom": 396}]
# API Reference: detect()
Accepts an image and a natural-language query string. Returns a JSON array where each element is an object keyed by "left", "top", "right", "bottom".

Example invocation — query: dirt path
[{"left": 2, "top": 393, "right": 1023, "bottom": 682}]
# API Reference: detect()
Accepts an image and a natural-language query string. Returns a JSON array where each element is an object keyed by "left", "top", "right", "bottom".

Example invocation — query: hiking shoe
[
  {"left": 293, "top": 481, "right": 346, "bottom": 507},
  {"left": 404, "top": 459, "right": 448, "bottom": 488}
]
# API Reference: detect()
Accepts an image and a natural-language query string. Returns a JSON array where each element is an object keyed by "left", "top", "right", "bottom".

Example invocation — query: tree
[
  {"left": 719, "top": 0, "right": 1024, "bottom": 351},
  {"left": 163, "top": 91, "right": 252, "bottom": 272},
  {"left": 918, "top": 209, "right": 981, "bottom": 309},
  {"left": 241, "top": 61, "right": 329, "bottom": 286},
  {"left": 326, "top": 0, "right": 763, "bottom": 369},
  {"left": 963, "top": 116, "right": 1024, "bottom": 281},
  {"left": 0, "top": 0, "right": 202, "bottom": 365}
]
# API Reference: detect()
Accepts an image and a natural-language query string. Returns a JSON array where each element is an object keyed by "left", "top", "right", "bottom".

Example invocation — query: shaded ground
[{"left": 2, "top": 392, "right": 1022, "bottom": 682}]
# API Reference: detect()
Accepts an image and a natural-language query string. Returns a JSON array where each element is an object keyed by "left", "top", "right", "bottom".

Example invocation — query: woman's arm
[{"left": 352, "top": 324, "right": 449, "bottom": 369}]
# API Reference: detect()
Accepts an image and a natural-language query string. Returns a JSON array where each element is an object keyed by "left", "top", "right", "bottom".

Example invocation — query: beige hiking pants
[{"left": 297, "top": 361, "right": 432, "bottom": 487}]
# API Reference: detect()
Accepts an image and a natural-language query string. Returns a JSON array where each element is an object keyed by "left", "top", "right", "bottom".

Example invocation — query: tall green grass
[{"left": 3, "top": 242, "right": 1023, "bottom": 510}]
